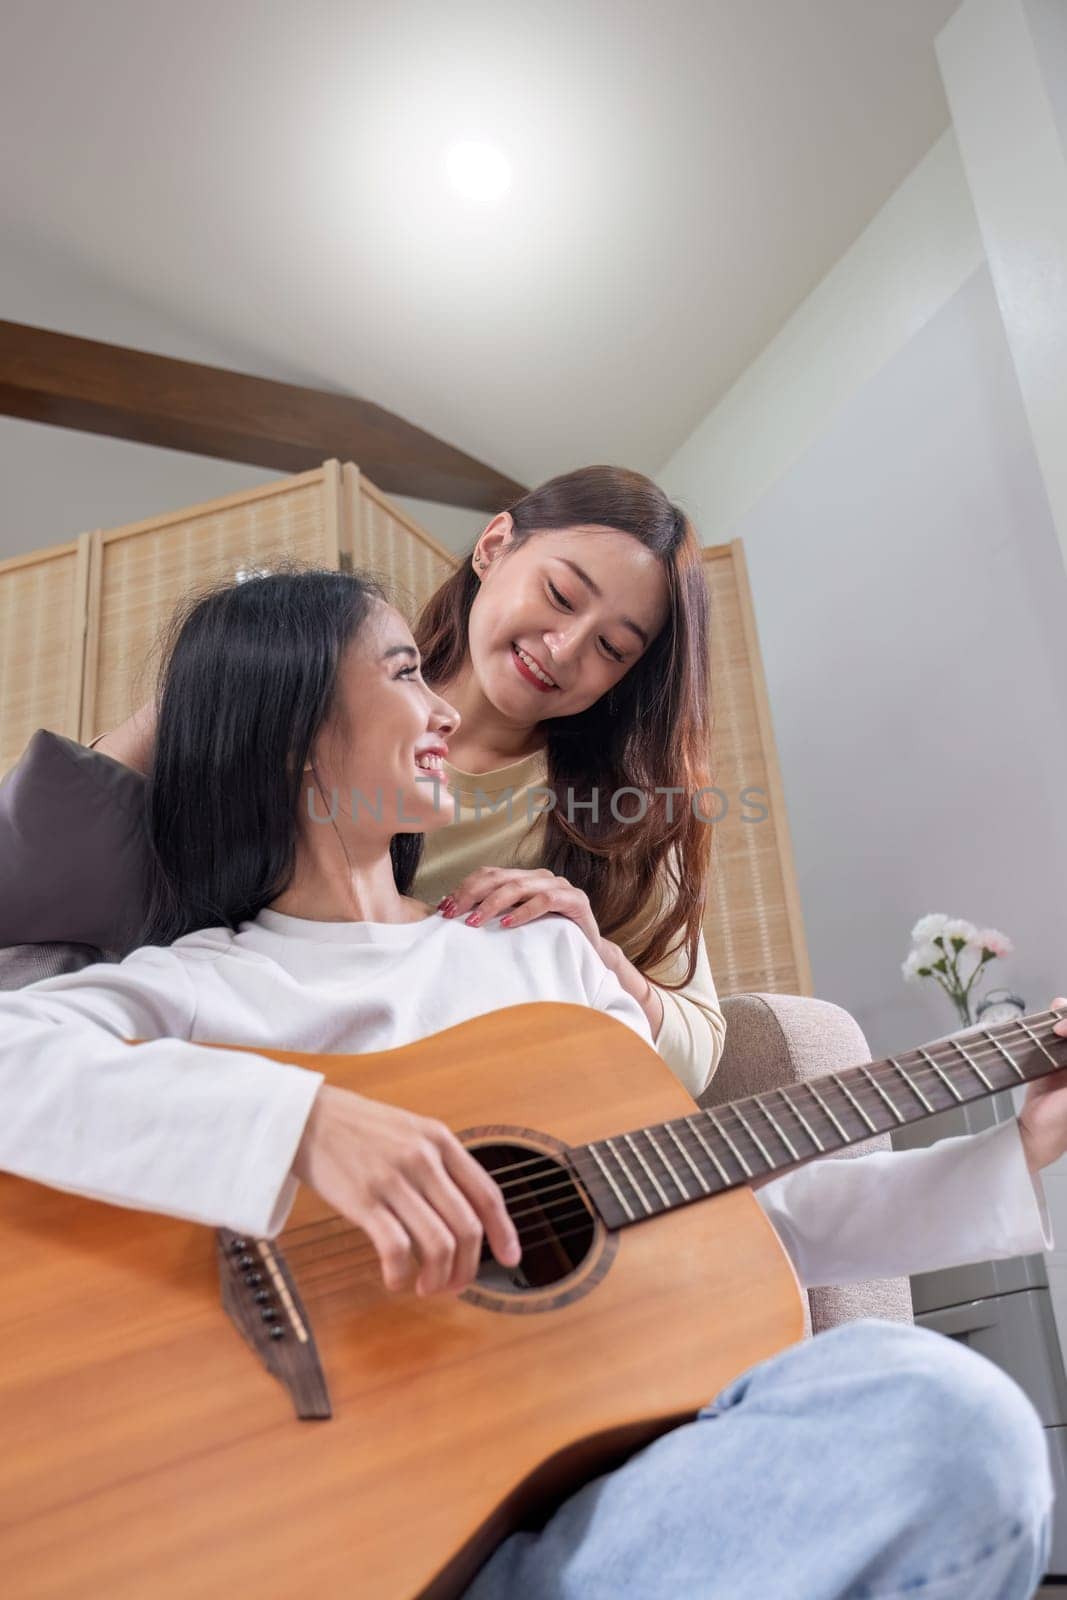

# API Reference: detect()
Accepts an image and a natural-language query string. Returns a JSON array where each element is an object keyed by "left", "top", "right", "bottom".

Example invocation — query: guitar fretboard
[{"left": 570, "top": 1009, "right": 1067, "bottom": 1231}]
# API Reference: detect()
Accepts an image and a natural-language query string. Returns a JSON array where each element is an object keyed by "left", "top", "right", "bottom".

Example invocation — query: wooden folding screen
[
  {"left": 82, "top": 465, "right": 344, "bottom": 743},
  {"left": 0, "top": 537, "right": 90, "bottom": 777},
  {"left": 702, "top": 542, "right": 811, "bottom": 998},
  {"left": 0, "top": 463, "right": 809, "bottom": 996},
  {"left": 339, "top": 465, "right": 455, "bottom": 624}
]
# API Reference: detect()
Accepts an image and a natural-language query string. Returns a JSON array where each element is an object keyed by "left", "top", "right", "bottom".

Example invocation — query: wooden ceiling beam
[{"left": 0, "top": 320, "right": 526, "bottom": 512}]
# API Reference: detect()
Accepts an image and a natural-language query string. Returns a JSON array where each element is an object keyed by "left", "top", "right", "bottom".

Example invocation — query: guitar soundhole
[{"left": 472, "top": 1142, "right": 595, "bottom": 1294}]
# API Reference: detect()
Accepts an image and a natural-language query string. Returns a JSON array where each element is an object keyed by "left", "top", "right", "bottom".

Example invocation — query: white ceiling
[{"left": 0, "top": 0, "right": 961, "bottom": 496}]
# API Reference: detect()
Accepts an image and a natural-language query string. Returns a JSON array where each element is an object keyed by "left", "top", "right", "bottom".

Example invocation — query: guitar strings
[
  {"left": 291, "top": 1202, "right": 601, "bottom": 1296},
  {"left": 291, "top": 1008, "right": 1064, "bottom": 1293},
  {"left": 288, "top": 1098, "right": 1028, "bottom": 1303},
  {"left": 270, "top": 1012, "right": 1067, "bottom": 1285},
  {"left": 507, "top": 1008, "right": 1067, "bottom": 1186},
  {"left": 284, "top": 1030, "right": 1067, "bottom": 1292},
  {"left": 273, "top": 1011, "right": 1067, "bottom": 1286},
  {"left": 290, "top": 1177, "right": 789, "bottom": 1302},
  {"left": 277, "top": 1007, "right": 1067, "bottom": 1248}
]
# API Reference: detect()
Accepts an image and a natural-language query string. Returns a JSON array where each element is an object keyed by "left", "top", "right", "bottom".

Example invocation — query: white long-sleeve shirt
[{"left": 0, "top": 907, "right": 1052, "bottom": 1285}]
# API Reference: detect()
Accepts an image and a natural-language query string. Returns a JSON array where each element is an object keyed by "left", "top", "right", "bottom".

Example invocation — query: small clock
[{"left": 975, "top": 988, "right": 1027, "bottom": 1026}]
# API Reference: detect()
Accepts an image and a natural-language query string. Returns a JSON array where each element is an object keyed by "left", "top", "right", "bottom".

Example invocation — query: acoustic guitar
[{"left": 2, "top": 1000, "right": 1064, "bottom": 1599}]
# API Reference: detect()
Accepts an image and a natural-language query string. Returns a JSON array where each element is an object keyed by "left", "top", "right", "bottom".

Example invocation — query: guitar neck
[{"left": 572, "top": 1007, "right": 1067, "bottom": 1231}]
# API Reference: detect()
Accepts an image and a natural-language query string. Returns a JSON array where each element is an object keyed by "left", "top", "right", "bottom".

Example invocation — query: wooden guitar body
[{"left": 0, "top": 1003, "right": 804, "bottom": 1599}]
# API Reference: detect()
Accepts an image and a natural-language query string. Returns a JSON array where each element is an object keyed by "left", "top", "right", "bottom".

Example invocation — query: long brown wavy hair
[{"left": 414, "top": 465, "right": 712, "bottom": 988}]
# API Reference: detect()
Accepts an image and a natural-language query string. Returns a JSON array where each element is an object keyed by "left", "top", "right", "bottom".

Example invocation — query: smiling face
[
  {"left": 309, "top": 602, "right": 460, "bottom": 838},
  {"left": 467, "top": 523, "right": 671, "bottom": 721}
]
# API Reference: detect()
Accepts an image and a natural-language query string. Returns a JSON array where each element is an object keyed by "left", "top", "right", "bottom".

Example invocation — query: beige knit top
[{"left": 412, "top": 747, "right": 725, "bottom": 1099}]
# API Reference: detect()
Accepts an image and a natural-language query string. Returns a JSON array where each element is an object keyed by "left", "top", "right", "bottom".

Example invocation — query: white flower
[
  {"left": 911, "top": 914, "right": 950, "bottom": 944},
  {"left": 941, "top": 918, "right": 978, "bottom": 945},
  {"left": 971, "top": 926, "right": 1013, "bottom": 960},
  {"left": 902, "top": 947, "right": 939, "bottom": 982}
]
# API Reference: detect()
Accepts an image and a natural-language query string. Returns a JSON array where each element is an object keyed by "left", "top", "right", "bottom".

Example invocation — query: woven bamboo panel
[
  {"left": 341, "top": 465, "right": 457, "bottom": 620},
  {"left": 0, "top": 537, "right": 89, "bottom": 778},
  {"left": 702, "top": 542, "right": 811, "bottom": 997},
  {"left": 82, "top": 465, "right": 342, "bottom": 740}
]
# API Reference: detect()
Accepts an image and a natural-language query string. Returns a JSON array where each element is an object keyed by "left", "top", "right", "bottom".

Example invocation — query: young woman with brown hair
[{"left": 409, "top": 463, "right": 722, "bottom": 1093}]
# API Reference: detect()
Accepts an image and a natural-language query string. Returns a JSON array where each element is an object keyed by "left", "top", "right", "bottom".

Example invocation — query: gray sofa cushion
[
  {"left": 0, "top": 730, "right": 149, "bottom": 955},
  {"left": 709, "top": 993, "right": 914, "bottom": 1333}
]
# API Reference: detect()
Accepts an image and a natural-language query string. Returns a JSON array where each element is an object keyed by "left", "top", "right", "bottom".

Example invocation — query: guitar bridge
[{"left": 216, "top": 1228, "right": 332, "bottom": 1420}]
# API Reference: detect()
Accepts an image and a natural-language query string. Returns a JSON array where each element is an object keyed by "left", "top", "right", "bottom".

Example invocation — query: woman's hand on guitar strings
[
  {"left": 1017, "top": 997, "right": 1067, "bottom": 1174},
  {"left": 291, "top": 1085, "right": 522, "bottom": 1296}
]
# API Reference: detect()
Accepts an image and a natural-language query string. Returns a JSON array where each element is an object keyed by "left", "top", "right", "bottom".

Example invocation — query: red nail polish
[
  {"left": 466, "top": 913, "right": 481, "bottom": 927},
  {"left": 500, "top": 916, "right": 513, "bottom": 927}
]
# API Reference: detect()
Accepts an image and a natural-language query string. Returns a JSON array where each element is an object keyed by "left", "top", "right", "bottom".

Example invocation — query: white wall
[
  {"left": 0, "top": 417, "right": 280, "bottom": 557},
  {"left": 390, "top": 496, "right": 485, "bottom": 559},
  {"left": 938, "top": 0, "right": 1067, "bottom": 575},
  {"left": 726, "top": 263, "right": 1067, "bottom": 1061},
  {"left": 662, "top": 130, "right": 984, "bottom": 547},
  {"left": 0, "top": 409, "right": 486, "bottom": 563},
  {"left": 0, "top": 232, "right": 487, "bottom": 563},
  {"left": 660, "top": 128, "right": 1067, "bottom": 1062}
]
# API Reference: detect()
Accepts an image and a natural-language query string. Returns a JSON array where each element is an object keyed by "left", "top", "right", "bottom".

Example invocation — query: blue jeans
[{"left": 464, "top": 1319, "right": 1053, "bottom": 1600}]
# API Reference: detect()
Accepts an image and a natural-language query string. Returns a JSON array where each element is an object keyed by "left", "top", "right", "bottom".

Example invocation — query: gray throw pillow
[
  {"left": 0, "top": 730, "right": 150, "bottom": 955},
  {"left": 0, "top": 942, "right": 106, "bottom": 990}
]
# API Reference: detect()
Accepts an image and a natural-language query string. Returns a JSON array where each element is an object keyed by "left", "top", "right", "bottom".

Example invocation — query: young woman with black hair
[
  {"left": 0, "top": 566, "right": 1064, "bottom": 1599},
  {"left": 4, "top": 569, "right": 657, "bottom": 1290}
]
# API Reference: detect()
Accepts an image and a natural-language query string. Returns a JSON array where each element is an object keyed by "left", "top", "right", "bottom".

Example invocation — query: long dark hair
[
  {"left": 415, "top": 465, "right": 712, "bottom": 988},
  {"left": 141, "top": 567, "right": 422, "bottom": 945}
]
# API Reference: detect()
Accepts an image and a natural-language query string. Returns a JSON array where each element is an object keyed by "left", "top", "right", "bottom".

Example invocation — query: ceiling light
[{"left": 445, "top": 141, "right": 511, "bottom": 202}]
